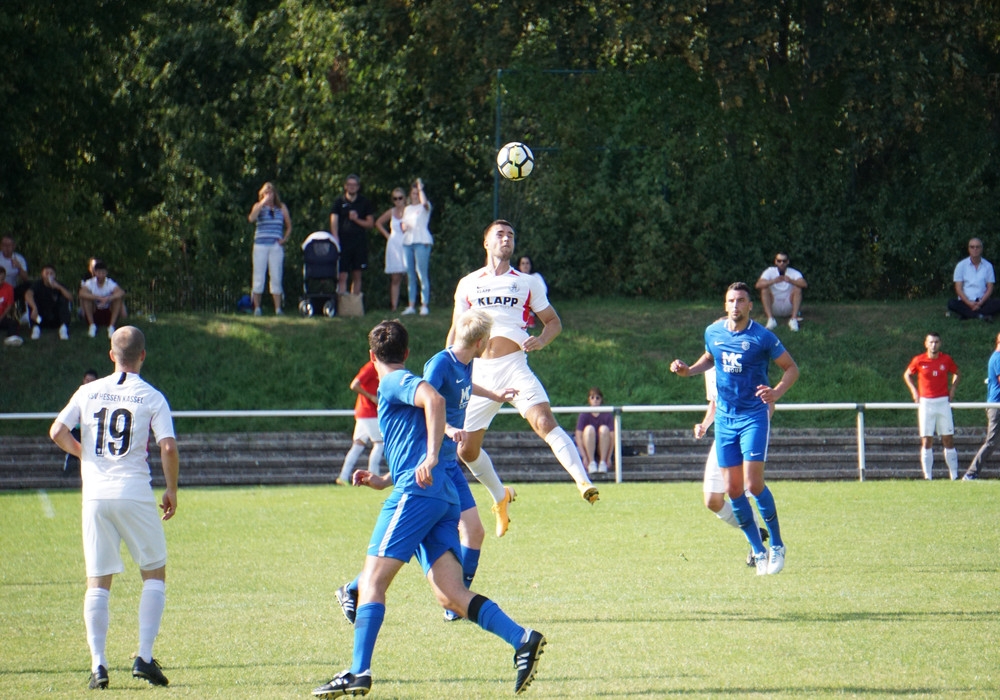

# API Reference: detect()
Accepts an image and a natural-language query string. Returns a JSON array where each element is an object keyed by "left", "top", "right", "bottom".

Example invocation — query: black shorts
[{"left": 339, "top": 234, "right": 368, "bottom": 272}]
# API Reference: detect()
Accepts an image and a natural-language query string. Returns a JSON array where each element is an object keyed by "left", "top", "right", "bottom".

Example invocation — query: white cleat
[
  {"left": 753, "top": 551, "right": 769, "bottom": 576},
  {"left": 766, "top": 545, "right": 786, "bottom": 575}
]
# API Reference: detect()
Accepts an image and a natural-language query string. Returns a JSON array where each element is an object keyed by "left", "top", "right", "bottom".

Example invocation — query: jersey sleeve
[
  {"left": 54, "top": 388, "right": 84, "bottom": 430},
  {"left": 452, "top": 274, "right": 473, "bottom": 313},
  {"left": 421, "top": 354, "right": 447, "bottom": 393},
  {"left": 527, "top": 272, "right": 550, "bottom": 313},
  {"left": 148, "top": 392, "right": 176, "bottom": 443}
]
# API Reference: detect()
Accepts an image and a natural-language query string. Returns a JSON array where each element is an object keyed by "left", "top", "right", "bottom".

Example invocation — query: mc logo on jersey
[{"left": 722, "top": 351, "right": 743, "bottom": 373}]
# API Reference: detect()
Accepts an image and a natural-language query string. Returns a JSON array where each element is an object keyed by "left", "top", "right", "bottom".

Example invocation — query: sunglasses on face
[{"left": 393, "top": 196, "right": 405, "bottom": 201}]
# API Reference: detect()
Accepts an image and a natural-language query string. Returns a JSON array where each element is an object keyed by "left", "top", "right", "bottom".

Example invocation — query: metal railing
[{"left": 5, "top": 402, "right": 996, "bottom": 483}]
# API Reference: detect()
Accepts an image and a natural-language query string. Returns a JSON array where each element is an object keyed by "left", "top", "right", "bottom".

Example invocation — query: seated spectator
[
  {"left": 0, "top": 235, "right": 29, "bottom": 299},
  {"left": 755, "top": 252, "right": 807, "bottom": 331},
  {"left": 575, "top": 387, "right": 615, "bottom": 475},
  {"left": 25, "top": 264, "right": 74, "bottom": 341},
  {"left": 81, "top": 257, "right": 128, "bottom": 320},
  {"left": 79, "top": 260, "right": 125, "bottom": 338},
  {"left": 0, "top": 267, "right": 23, "bottom": 346},
  {"left": 947, "top": 238, "right": 1000, "bottom": 321}
]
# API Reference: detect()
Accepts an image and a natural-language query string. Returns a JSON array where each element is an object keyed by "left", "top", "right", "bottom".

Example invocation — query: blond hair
[{"left": 452, "top": 309, "right": 493, "bottom": 347}]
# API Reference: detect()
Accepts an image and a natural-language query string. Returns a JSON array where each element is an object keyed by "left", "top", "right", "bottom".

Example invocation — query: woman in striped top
[{"left": 247, "top": 182, "right": 292, "bottom": 315}]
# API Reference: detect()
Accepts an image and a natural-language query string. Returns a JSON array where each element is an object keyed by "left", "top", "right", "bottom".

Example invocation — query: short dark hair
[
  {"left": 369, "top": 320, "right": 408, "bottom": 364},
  {"left": 93, "top": 261, "right": 108, "bottom": 272},
  {"left": 482, "top": 219, "right": 516, "bottom": 240},
  {"left": 727, "top": 281, "right": 752, "bottom": 295}
]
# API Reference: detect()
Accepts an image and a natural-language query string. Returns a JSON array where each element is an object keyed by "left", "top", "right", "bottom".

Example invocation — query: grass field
[{"left": 3, "top": 481, "right": 998, "bottom": 698}]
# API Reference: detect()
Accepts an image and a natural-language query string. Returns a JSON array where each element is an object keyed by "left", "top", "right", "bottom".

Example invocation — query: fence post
[
  {"left": 613, "top": 407, "right": 623, "bottom": 484},
  {"left": 856, "top": 404, "right": 866, "bottom": 482}
]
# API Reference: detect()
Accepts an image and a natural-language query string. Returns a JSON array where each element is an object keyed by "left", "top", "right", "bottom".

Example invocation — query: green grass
[
  {"left": 2, "top": 296, "right": 997, "bottom": 434},
  {"left": 2, "top": 481, "right": 999, "bottom": 698}
]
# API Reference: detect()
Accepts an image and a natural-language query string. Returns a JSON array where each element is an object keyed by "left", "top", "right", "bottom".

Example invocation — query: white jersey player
[
  {"left": 447, "top": 220, "right": 599, "bottom": 539},
  {"left": 49, "top": 326, "right": 179, "bottom": 690}
]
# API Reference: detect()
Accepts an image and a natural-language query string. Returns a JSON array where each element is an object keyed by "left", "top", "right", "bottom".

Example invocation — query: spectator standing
[
  {"left": 575, "top": 388, "right": 614, "bottom": 475},
  {"left": 374, "top": 188, "right": 407, "bottom": 311},
  {"left": 947, "top": 238, "right": 1000, "bottom": 320},
  {"left": 336, "top": 360, "right": 383, "bottom": 485},
  {"left": 903, "top": 332, "right": 961, "bottom": 480},
  {"left": 79, "top": 261, "right": 126, "bottom": 338},
  {"left": 516, "top": 255, "right": 546, "bottom": 328},
  {"left": 247, "top": 182, "right": 292, "bottom": 316},
  {"left": 25, "top": 264, "right": 73, "bottom": 340},
  {"left": 0, "top": 267, "right": 23, "bottom": 346},
  {"left": 330, "top": 174, "right": 375, "bottom": 295},
  {"left": 400, "top": 178, "right": 433, "bottom": 316},
  {"left": 48, "top": 326, "right": 179, "bottom": 690},
  {"left": 755, "top": 252, "right": 807, "bottom": 331},
  {"left": 963, "top": 331, "right": 1000, "bottom": 480}
]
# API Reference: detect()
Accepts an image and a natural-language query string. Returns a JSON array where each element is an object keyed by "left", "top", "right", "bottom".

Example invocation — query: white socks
[
  {"left": 921, "top": 448, "right": 933, "bottom": 480},
  {"left": 464, "top": 449, "right": 506, "bottom": 503},
  {"left": 84, "top": 587, "right": 110, "bottom": 672},
  {"left": 367, "top": 442, "right": 384, "bottom": 476},
  {"left": 544, "top": 427, "right": 592, "bottom": 486},
  {"left": 338, "top": 443, "right": 366, "bottom": 482},
  {"left": 944, "top": 448, "right": 959, "bottom": 481},
  {"left": 138, "top": 579, "right": 166, "bottom": 663},
  {"left": 715, "top": 500, "right": 740, "bottom": 529}
]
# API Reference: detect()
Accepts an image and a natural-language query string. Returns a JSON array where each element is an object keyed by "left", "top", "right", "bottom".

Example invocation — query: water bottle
[{"left": 647, "top": 431, "right": 655, "bottom": 456}]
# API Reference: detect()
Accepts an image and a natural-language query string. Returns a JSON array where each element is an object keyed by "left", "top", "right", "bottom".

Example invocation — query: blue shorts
[
  {"left": 367, "top": 491, "right": 461, "bottom": 574},
  {"left": 446, "top": 460, "right": 477, "bottom": 513},
  {"left": 715, "top": 410, "right": 770, "bottom": 468}
]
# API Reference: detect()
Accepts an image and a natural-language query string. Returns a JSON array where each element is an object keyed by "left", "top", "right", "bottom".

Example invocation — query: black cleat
[
  {"left": 335, "top": 584, "right": 358, "bottom": 625},
  {"left": 132, "top": 657, "right": 169, "bottom": 686},
  {"left": 513, "top": 630, "right": 546, "bottom": 694},
  {"left": 88, "top": 665, "right": 109, "bottom": 690},
  {"left": 312, "top": 669, "right": 372, "bottom": 698}
]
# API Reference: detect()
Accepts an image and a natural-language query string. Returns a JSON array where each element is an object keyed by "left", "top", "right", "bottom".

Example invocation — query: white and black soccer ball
[{"left": 496, "top": 141, "right": 534, "bottom": 181}]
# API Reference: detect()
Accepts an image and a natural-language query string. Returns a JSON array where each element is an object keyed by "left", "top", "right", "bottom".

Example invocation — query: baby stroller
[{"left": 299, "top": 231, "right": 340, "bottom": 317}]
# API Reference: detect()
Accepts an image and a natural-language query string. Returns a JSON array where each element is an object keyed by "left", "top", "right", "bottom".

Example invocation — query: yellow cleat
[
  {"left": 581, "top": 486, "right": 600, "bottom": 504},
  {"left": 491, "top": 486, "right": 517, "bottom": 537}
]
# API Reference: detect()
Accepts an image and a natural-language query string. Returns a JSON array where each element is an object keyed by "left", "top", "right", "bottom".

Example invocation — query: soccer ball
[{"left": 496, "top": 142, "right": 534, "bottom": 181}]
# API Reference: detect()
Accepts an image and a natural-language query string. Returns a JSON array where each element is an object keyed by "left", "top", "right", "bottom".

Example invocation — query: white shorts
[
  {"left": 353, "top": 417, "right": 383, "bottom": 443},
  {"left": 918, "top": 396, "right": 954, "bottom": 437},
  {"left": 702, "top": 441, "right": 725, "bottom": 493},
  {"left": 82, "top": 498, "right": 167, "bottom": 577},
  {"left": 464, "top": 351, "right": 550, "bottom": 432},
  {"left": 771, "top": 296, "right": 793, "bottom": 317}
]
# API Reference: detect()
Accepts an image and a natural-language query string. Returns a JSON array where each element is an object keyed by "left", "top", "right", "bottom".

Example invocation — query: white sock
[
  {"left": 137, "top": 579, "right": 166, "bottom": 663},
  {"left": 544, "top": 427, "right": 592, "bottom": 486},
  {"left": 367, "top": 442, "right": 384, "bottom": 477},
  {"left": 715, "top": 499, "right": 740, "bottom": 529},
  {"left": 338, "top": 443, "right": 366, "bottom": 482},
  {"left": 944, "top": 448, "right": 959, "bottom": 480},
  {"left": 84, "top": 587, "right": 110, "bottom": 671},
  {"left": 463, "top": 449, "right": 506, "bottom": 503},
  {"left": 921, "top": 448, "right": 934, "bottom": 480}
]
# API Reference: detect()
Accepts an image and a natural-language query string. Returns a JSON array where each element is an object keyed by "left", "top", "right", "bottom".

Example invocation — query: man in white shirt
[
  {"left": 755, "top": 252, "right": 807, "bottom": 331},
  {"left": 948, "top": 238, "right": 1000, "bottom": 320},
  {"left": 49, "top": 326, "right": 179, "bottom": 690},
  {"left": 79, "top": 261, "right": 126, "bottom": 338}
]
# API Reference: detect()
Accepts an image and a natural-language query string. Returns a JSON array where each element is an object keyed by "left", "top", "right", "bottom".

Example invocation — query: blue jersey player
[
  {"left": 335, "top": 310, "right": 518, "bottom": 624},
  {"left": 313, "top": 320, "right": 544, "bottom": 698},
  {"left": 670, "top": 282, "right": 799, "bottom": 576}
]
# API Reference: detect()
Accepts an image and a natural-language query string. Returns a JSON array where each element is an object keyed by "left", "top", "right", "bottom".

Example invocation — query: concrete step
[{"left": 0, "top": 427, "right": 981, "bottom": 490}]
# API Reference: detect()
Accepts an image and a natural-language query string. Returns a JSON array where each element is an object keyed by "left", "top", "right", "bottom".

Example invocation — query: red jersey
[
  {"left": 352, "top": 361, "right": 379, "bottom": 419},
  {"left": 906, "top": 352, "right": 958, "bottom": 399},
  {"left": 0, "top": 282, "right": 13, "bottom": 318}
]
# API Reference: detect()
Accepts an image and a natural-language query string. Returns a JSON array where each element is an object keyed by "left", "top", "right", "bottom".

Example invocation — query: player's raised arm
[{"left": 671, "top": 351, "right": 713, "bottom": 377}]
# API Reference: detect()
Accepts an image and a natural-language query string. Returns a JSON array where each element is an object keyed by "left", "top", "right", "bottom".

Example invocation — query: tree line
[{"left": 5, "top": 0, "right": 1000, "bottom": 311}]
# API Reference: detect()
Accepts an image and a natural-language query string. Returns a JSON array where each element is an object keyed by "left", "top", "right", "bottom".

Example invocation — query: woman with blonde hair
[
  {"left": 374, "top": 188, "right": 408, "bottom": 311},
  {"left": 247, "top": 182, "right": 292, "bottom": 315}
]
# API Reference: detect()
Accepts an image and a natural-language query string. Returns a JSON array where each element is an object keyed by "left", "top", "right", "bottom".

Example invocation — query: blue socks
[
  {"left": 351, "top": 602, "right": 385, "bottom": 674},
  {"left": 731, "top": 493, "right": 766, "bottom": 554},
  {"left": 460, "top": 546, "right": 480, "bottom": 589},
  {"left": 753, "top": 486, "right": 783, "bottom": 548},
  {"left": 347, "top": 575, "right": 360, "bottom": 595},
  {"left": 469, "top": 595, "right": 524, "bottom": 648}
]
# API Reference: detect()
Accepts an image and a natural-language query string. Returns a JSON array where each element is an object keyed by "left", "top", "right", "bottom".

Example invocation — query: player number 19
[{"left": 93, "top": 407, "right": 134, "bottom": 457}]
